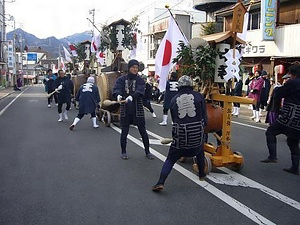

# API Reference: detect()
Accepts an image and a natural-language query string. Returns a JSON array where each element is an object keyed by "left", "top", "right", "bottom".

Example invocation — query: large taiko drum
[
  {"left": 205, "top": 103, "right": 223, "bottom": 133},
  {"left": 71, "top": 74, "right": 89, "bottom": 96},
  {"left": 98, "top": 71, "right": 121, "bottom": 112}
]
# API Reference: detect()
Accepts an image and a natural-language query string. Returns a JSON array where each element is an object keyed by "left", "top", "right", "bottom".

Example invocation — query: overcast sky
[{"left": 5, "top": 0, "right": 195, "bottom": 39}]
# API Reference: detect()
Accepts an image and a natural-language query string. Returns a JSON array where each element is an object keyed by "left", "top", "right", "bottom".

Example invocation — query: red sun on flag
[{"left": 162, "top": 40, "right": 172, "bottom": 66}]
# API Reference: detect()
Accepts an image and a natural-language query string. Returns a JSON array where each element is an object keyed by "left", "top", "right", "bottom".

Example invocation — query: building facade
[{"left": 193, "top": 0, "right": 300, "bottom": 80}]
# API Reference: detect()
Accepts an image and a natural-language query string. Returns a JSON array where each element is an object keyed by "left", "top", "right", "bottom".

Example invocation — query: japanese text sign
[
  {"left": 261, "top": 0, "right": 277, "bottom": 41},
  {"left": 232, "top": 2, "right": 247, "bottom": 33}
]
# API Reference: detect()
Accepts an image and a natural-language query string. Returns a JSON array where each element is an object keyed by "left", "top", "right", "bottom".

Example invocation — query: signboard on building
[
  {"left": 242, "top": 41, "right": 277, "bottom": 57},
  {"left": 150, "top": 18, "right": 169, "bottom": 34},
  {"left": 27, "top": 53, "right": 37, "bottom": 61},
  {"left": 261, "top": 0, "right": 277, "bottom": 41},
  {"left": 7, "top": 41, "right": 14, "bottom": 69}
]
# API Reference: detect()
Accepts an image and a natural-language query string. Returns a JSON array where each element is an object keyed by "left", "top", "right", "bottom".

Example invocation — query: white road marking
[
  {"left": 217, "top": 167, "right": 300, "bottom": 210},
  {"left": 0, "top": 88, "right": 27, "bottom": 117},
  {"left": 232, "top": 121, "right": 267, "bottom": 131},
  {"left": 111, "top": 124, "right": 275, "bottom": 225},
  {"left": 147, "top": 127, "right": 300, "bottom": 211}
]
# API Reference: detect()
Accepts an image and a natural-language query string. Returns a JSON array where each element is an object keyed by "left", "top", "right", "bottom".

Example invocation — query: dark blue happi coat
[
  {"left": 170, "top": 87, "right": 207, "bottom": 149},
  {"left": 113, "top": 74, "right": 145, "bottom": 126},
  {"left": 55, "top": 76, "right": 74, "bottom": 104},
  {"left": 163, "top": 80, "right": 178, "bottom": 109},
  {"left": 274, "top": 78, "right": 300, "bottom": 136},
  {"left": 76, "top": 83, "right": 100, "bottom": 114}
]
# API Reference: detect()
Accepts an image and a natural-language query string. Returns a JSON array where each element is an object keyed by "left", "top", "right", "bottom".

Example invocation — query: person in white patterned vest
[
  {"left": 261, "top": 65, "right": 300, "bottom": 175},
  {"left": 152, "top": 75, "right": 207, "bottom": 192}
]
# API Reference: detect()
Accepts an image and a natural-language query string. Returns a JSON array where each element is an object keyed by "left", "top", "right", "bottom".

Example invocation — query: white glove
[
  {"left": 57, "top": 85, "right": 63, "bottom": 90},
  {"left": 117, "top": 95, "right": 123, "bottom": 102},
  {"left": 125, "top": 95, "right": 133, "bottom": 102},
  {"left": 274, "top": 84, "right": 281, "bottom": 88}
]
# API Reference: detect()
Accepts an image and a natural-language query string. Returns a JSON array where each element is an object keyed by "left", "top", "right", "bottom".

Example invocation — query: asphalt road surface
[{"left": 0, "top": 86, "right": 299, "bottom": 225}]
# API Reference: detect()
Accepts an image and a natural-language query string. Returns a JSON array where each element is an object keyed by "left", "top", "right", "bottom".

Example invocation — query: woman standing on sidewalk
[{"left": 248, "top": 70, "right": 265, "bottom": 123}]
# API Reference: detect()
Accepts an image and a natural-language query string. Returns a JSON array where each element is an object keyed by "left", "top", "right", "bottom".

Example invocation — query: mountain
[{"left": 6, "top": 29, "right": 92, "bottom": 58}]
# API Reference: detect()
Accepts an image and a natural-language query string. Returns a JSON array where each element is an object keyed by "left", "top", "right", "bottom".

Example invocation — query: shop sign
[{"left": 261, "top": 0, "right": 277, "bottom": 41}]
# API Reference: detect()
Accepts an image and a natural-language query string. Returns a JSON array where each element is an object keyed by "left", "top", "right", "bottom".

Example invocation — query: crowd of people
[{"left": 43, "top": 62, "right": 300, "bottom": 193}]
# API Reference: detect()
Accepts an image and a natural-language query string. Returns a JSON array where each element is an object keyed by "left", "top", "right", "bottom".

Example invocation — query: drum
[
  {"left": 205, "top": 103, "right": 223, "bottom": 133},
  {"left": 98, "top": 71, "right": 121, "bottom": 112},
  {"left": 71, "top": 74, "right": 88, "bottom": 96}
]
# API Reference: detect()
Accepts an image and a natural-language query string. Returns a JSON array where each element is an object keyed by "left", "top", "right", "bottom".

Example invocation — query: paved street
[{"left": 0, "top": 85, "right": 299, "bottom": 225}]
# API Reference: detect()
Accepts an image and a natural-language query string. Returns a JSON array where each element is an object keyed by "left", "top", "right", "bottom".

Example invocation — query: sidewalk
[{"left": 0, "top": 87, "right": 16, "bottom": 100}]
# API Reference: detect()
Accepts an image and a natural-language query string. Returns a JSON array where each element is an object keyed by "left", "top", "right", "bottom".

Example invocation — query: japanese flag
[
  {"left": 155, "top": 14, "right": 188, "bottom": 92},
  {"left": 96, "top": 51, "right": 105, "bottom": 65},
  {"left": 66, "top": 40, "right": 78, "bottom": 57},
  {"left": 51, "top": 63, "right": 58, "bottom": 73},
  {"left": 91, "top": 32, "right": 101, "bottom": 53},
  {"left": 62, "top": 46, "right": 72, "bottom": 63},
  {"left": 59, "top": 57, "right": 66, "bottom": 72}
]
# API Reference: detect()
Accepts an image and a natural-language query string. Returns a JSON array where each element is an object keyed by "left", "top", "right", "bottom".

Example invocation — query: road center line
[{"left": 111, "top": 124, "right": 275, "bottom": 225}]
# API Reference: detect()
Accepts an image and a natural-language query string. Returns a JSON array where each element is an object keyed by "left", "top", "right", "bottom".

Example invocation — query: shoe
[
  {"left": 260, "top": 158, "right": 278, "bottom": 163},
  {"left": 152, "top": 184, "right": 164, "bottom": 192},
  {"left": 178, "top": 157, "right": 186, "bottom": 163},
  {"left": 255, "top": 119, "right": 261, "bottom": 123},
  {"left": 121, "top": 153, "right": 129, "bottom": 160},
  {"left": 159, "top": 121, "right": 167, "bottom": 126},
  {"left": 55, "top": 103, "right": 58, "bottom": 106},
  {"left": 48, "top": 104, "right": 51, "bottom": 108},
  {"left": 146, "top": 153, "right": 155, "bottom": 160},
  {"left": 283, "top": 167, "right": 299, "bottom": 175},
  {"left": 69, "top": 124, "right": 75, "bottom": 130},
  {"left": 152, "top": 112, "right": 157, "bottom": 118},
  {"left": 199, "top": 176, "right": 206, "bottom": 181},
  {"left": 63, "top": 111, "right": 68, "bottom": 120}
]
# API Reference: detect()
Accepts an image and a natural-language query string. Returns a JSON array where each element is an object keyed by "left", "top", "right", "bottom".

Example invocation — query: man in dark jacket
[
  {"left": 152, "top": 75, "right": 207, "bottom": 192},
  {"left": 113, "top": 59, "right": 154, "bottom": 160},
  {"left": 69, "top": 76, "right": 100, "bottom": 130},
  {"left": 142, "top": 75, "right": 156, "bottom": 118},
  {"left": 261, "top": 65, "right": 300, "bottom": 175},
  {"left": 159, "top": 72, "right": 178, "bottom": 125},
  {"left": 55, "top": 70, "right": 74, "bottom": 122},
  {"left": 232, "top": 77, "right": 243, "bottom": 116},
  {"left": 45, "top": 72, "right": 58, "bottom": 107}
]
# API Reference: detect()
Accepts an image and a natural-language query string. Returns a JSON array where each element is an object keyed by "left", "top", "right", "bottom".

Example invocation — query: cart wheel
[
  {"left": 192, "top": 155, "right": 212, "bottom": 174},
  {"left": 204, "top": 155, "right": 212, "bottom": 174},
  {"left": 103, "top": 111, "right": 111, "bottom": 127},
  {"left": 230, "top": 151, "right": 244, "bottom": 172},
  {"left": 97, "top": 110, "right": 104, "bottom": 122}
]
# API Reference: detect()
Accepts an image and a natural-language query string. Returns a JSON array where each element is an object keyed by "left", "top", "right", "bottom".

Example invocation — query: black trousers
[
  {"left": 120, "top": 123, "right": 150, "bottom": 155},
  {"left": 58, "top": 102, "right": 71, "bottom": 113},
  {"left": 265, "top": 121, "right": 300, "bottom": 160},
  {"left": 47, "top": 93, "right": 58, "bottom": 104},
  {"left": 143, "top": 99, "right": 154, "bottom": 113},
  {"left": 156, "top": 145, "right": 205, "bottom": 185},
  {"left": 77, "top": 111, "right": 96, "bottom": 119}
]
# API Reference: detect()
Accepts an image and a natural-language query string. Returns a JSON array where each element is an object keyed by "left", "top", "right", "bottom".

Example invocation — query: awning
[
  {"left": 23, "top": 75, "right": 36, "bottom": 79},
  {"left": 202, "top": 31, "right": 245, "bottom": 44}
]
